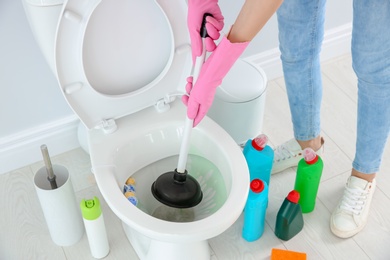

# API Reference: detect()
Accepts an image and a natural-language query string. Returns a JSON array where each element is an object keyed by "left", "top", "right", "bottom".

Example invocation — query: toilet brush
[
  {"left": 151, "top": 14, "right": 211, "bottom": 208},
  {"left": 40, "top": 144, "right": 58, "bottom": 189}
]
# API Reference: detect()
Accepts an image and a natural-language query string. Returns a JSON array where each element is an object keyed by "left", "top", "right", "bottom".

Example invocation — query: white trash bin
[{"left": 208, "top": 59, "right": 267, "bottom": 146}]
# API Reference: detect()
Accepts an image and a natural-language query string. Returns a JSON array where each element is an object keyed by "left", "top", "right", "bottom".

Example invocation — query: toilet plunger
[{"left": 151, "top": 14, "right": 211, "bottom": 208}]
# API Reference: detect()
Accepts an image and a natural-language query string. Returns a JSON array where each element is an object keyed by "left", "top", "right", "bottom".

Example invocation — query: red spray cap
[
  {"left": 287, "top": 190, "right": 300, "bottom": 204},
  {"left": 250, "top": 179, "right": 265, "bottom": 193},
  {"left": 251, "top": 134, "right": 268, "bottom": 151},
  {"left": 303, "top": 148, "right": 318, "bottom": 165}
]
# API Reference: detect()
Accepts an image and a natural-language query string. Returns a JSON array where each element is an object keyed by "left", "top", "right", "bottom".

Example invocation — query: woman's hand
[{"left": 187, "top": 0, "right": 224, "bottom": 63}]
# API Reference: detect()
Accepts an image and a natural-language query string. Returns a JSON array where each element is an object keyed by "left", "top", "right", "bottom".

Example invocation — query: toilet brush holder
[{"left": 34, "top": 164, "right": 84, "bottom": 246}]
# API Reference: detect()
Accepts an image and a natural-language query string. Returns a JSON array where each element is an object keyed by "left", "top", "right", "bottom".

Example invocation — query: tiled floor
[{"left": 1, "top": 53, "right": 390, "bottom": 259}]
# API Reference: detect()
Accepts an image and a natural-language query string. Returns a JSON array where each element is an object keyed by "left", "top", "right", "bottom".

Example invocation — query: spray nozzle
[
  {"left": 252, "top": 134, "right": 268, "bottom": 151},
  {"left": 303, "top": 148, "right": 318, "bottom": 164}
]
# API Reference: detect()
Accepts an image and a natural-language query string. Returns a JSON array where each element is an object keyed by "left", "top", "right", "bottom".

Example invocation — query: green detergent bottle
[
  {"left": 274, "top": 190, "right": 304, "bottom": 241},
  {"left": 294, "top": 148, "right": 323, "bottom": 213}
]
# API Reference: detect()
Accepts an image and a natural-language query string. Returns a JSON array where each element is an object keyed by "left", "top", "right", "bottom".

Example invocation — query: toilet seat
[{"left": 55, "top": 0, "right": 191, "bottom": 130}]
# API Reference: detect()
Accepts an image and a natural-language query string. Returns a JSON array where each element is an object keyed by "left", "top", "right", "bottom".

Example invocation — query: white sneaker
[
  {"left": 271, "top": 138, "right": 324, "bottom": 174},
  {"left": 330, "top": 176, "right": 376, "bottom": 238}
]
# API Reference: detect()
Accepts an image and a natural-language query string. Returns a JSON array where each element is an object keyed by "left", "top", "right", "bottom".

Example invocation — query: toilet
[{"left": 22, "top": 0, "right": 251, "bottom": 259}]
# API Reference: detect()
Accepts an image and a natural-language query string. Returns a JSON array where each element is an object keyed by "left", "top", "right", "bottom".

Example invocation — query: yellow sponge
[{"left": 271, "top": 248, "right": 306, "bottom": 260}]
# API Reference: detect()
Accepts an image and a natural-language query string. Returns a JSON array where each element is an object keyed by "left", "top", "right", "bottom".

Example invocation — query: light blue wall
[
  {"left": 0, "top": 0, "right": 72, "bottom": 138},
  {"left": 220, "top": 0, "right": 353, "bottom": 57},
  {"left": 0, "top": 0, "right": 352, "bottom": 139}
]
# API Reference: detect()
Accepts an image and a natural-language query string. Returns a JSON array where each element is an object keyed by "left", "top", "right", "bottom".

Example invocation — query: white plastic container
[
  {"left": 80, "top": 197, "right": 110, "bottom": 259},
  {"left": 34, "top": 165, "right": 84, "bottom": 246},
  {"left": 208, "top": 59, "right": 267, "bottom": 146}
]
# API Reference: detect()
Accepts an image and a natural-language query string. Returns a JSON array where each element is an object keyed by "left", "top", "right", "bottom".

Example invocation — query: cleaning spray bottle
[
  {"left": 242, "top": 179, "right": 268, "bottom": 242},
  {"left": 243, "top": 134, "right": 274, "bottom": 185},
  {"left": 294, "top": 148, "right": 323, "bottom": 213},
  {"left": 80, "top": 197, "right": 110, "bottom": 259},
  {"left": 274, "top": 190, "right": 304, "bottom": 241}
]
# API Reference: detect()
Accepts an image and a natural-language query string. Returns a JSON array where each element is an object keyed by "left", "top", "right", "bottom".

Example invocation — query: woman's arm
[{"left": 228, "top": 0, "right": 283, "bottom": 43}]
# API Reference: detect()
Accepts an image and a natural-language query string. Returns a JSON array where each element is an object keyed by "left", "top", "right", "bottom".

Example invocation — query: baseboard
[
  {"left": 0, "top": 115, "right": 80, "bottom": 174},
  {"left": 244, "top": 23, "right": 352, "bottom": 81}
]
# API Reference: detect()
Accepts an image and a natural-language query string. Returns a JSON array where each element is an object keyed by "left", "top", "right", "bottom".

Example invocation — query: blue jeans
[{"left": 277, "top": 0, "right": 390, "bottom": 174}]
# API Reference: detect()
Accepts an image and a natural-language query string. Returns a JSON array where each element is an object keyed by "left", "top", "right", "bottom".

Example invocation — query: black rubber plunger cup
[
  {"left": 151, "top": 14, "right": 211, "bottom": 208},
  {"left": 151, "top": 169, "right": 203, "bottom": 208}
]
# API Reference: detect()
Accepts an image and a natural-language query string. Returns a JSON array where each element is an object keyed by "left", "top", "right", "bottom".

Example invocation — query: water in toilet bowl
[
  {"left": 125, "top": 155, "right": 227, "bottom": 223},
  {"left": 152, "top": 205, "right": 196, "bottom": 222}
]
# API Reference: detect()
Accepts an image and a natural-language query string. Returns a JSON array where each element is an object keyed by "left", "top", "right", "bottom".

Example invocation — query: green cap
[{"left": 80, "top": 196, "right": 102, "bottom": 220}]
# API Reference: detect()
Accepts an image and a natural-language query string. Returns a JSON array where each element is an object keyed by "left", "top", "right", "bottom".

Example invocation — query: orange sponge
[{"left": 271, "top": 248, "right": 306, "bottom": 260}]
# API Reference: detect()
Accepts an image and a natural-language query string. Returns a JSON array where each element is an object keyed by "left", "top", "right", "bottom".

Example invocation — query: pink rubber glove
[
  {"left": 182, "top": 36, "right": 249, "bottom": 127},
  {"left": 187, "top": 0, "right": 224, "bottom": 63}
]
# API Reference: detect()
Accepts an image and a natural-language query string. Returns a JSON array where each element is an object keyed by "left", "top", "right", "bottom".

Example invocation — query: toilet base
[{"left": 122, "top": 222, "right": 211, "bottom": 260}]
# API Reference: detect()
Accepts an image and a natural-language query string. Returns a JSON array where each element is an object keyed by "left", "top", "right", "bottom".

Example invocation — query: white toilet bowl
[
  {"left": 89, "top": 99, "right": 249, "bottom": 259},
  {"left": 22, "top": 0, "right": 250, "bottom": 259}
]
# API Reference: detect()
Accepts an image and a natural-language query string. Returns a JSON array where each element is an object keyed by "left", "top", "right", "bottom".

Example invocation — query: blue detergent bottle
[
  {"left": 243, "top": 134, "right": 274, "bottom": 185},
  {"left": 242, "top": 179, "right": 269, "bottom": 242}
]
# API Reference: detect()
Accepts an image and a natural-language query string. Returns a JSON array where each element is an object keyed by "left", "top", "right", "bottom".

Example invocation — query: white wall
[
  {"left": 0, "top": 0, "right": 352, "bottom": 173},
  {"left": 220, "top": 0, "right": 353, "bottom": 57},
  {"left": 0, "top": 0, "right": 79, "bottom": 174},
  {"left": 220, "top": 0, "right": 353, "bottom": 79},
  {"left": 0, "top": 0, "right": 74, "bottom": 136}
]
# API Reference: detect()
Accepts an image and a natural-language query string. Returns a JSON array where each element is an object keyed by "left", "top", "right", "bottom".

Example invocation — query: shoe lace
[
  {"left": 274, "top": 143, "right": 298, "bottom": 162},
  {"left": 339, "top": 185, "right": 368, "bottom": 215}
]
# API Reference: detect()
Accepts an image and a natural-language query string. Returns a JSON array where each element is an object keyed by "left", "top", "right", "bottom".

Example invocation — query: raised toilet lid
[{"left": 55, "top": 0, "right": 191, "bottom": 130}]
